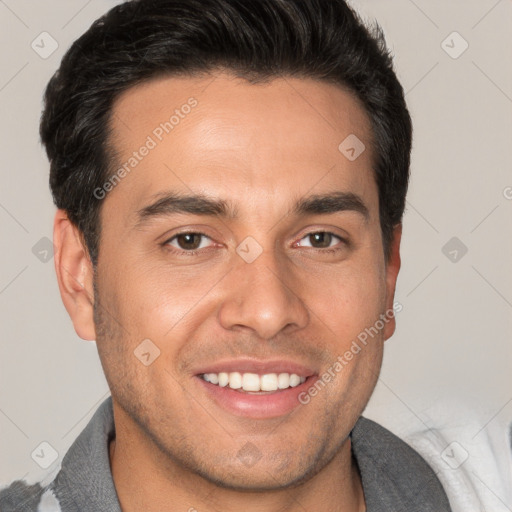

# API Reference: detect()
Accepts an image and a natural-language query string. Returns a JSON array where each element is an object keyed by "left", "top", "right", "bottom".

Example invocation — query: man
[{"left": 0, "top": 0, "right": 453, "bottom": 510}]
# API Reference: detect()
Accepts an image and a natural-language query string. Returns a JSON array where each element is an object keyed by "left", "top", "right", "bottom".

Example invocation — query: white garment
[{"left": 383, "top": 405, "right": 512, "bottom": 511}]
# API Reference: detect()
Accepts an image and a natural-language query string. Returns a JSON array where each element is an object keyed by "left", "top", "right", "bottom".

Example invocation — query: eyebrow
[
  {"left": 293, "top": 192, "right": 369, "bottom": 221},
  {"left": 136, "top": 193, "right": 238, "bottom": 225},
  {"left": 135, "top": 190, "right": 369, "bottom": 226}
]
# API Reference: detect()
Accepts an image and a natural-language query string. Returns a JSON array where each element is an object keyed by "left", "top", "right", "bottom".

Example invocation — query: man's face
[{"left": 91, "top": 72, "right": 400, "bottom": 489}]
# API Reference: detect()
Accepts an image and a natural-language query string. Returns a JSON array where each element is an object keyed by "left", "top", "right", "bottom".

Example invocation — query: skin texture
[{"left": 54, "top": 71, "right": 401, "bottom": 512}]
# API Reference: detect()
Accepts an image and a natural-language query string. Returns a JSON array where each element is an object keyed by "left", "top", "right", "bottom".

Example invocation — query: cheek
[
  {"left": 104, "top": 260, "right": 223, "bottom": 345},
  {"left": 309, "top": 262, "right": 387, "bottom": 338}
]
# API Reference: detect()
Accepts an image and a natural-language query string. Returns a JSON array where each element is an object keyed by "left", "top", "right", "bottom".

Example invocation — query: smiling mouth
[
  {"left": 200, "top": 371, "right": 308, "bottom": 393},
  {"left": 194, "top": 364, "right": 317, "bottom": 418}
]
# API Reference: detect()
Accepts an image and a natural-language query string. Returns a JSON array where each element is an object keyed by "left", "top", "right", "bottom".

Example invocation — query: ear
[
  {"left": 382, "top": 224, "right": 402, "bottom": 341},
  {"left": 53, "top": 210, "right": 96, "bottom": 341}
]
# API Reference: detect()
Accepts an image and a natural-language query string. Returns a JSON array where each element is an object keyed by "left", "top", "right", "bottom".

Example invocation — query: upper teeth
[{"left": 202, "top": 372, "right": 306, "bottom": 391}]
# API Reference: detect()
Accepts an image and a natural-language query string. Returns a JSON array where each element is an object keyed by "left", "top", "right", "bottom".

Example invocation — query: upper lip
[{"left": 193, "top": 358, "right": 318, "bottom": 377}]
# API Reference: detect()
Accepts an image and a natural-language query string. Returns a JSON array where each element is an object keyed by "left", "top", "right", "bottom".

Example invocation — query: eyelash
[{"left": 162, "top": 231, "right": 347, "bottom": 256}]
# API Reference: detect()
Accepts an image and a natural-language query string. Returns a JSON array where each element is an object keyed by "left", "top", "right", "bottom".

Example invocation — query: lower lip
[{"left": 194, "top": 376, "right": 317, "bottom": 419}]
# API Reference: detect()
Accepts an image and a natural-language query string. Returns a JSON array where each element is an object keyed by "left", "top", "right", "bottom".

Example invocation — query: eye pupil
[
  {"left": 177, "top": 233, "right": 201, "bottom": 250},
  {"left": 310, "top": 232, "right": 331, "bottom": 248}
]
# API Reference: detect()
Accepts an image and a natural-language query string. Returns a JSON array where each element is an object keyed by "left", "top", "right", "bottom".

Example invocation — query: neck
[{"left": 109, "top": 414, "right": 365, "bottom": 512}]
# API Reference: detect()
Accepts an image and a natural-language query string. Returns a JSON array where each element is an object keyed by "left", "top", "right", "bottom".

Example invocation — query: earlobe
[
  {"left": 53, "top": 210, "right": 96, "bottom": 341},
  {"left": 383, "top": 224, "right": 402, "bottom": 341}
]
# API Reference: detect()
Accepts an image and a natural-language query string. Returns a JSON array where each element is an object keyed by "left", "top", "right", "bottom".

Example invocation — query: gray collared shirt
[{"left": 0, "top": 396, "right": 452, "bottom": 511}]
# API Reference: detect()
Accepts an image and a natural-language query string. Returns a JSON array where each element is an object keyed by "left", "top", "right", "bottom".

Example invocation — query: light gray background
[{"left": 1, "top": 0, "right": 511, "bottom": 497}]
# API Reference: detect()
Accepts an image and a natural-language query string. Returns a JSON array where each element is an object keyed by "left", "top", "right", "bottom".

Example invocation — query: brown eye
[
  {"left": 308, "top": 232, "right": 333, "bottom": 248},
  {"left": 176, "top": 233, "right": 202, "bottom": 250},
  {"left": 165, "top": 232, "right": 212, "bottom": 252},
  {"left": 297, "top": 232, "right": 343, "bottom": 249}
]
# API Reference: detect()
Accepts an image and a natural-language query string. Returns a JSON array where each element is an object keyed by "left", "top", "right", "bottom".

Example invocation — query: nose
[{"left": 217, "top": 248, "right": 309, "bottom": 339}]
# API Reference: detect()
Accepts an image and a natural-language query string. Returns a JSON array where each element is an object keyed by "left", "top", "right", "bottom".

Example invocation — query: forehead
[{"left": 106, "top": 72, "right": 377, "bottom": 221}]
